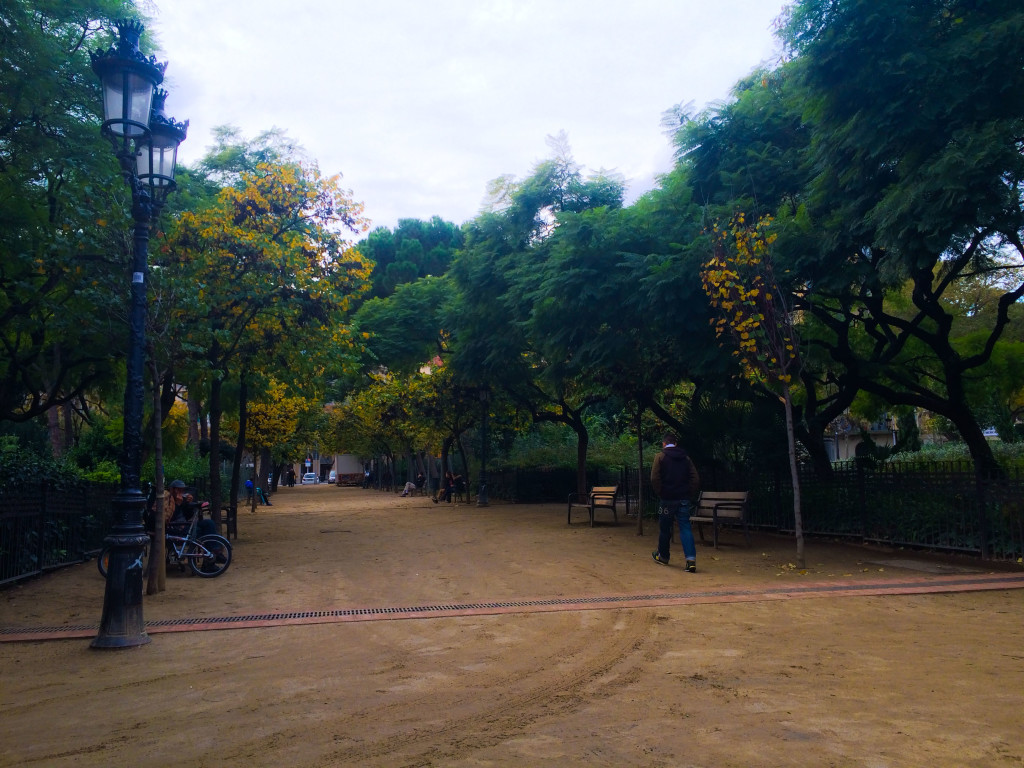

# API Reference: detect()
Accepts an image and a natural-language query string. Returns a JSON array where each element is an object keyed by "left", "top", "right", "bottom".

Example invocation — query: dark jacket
[{"left": 651, "top": 445, "right": 700, "bottom": 500}]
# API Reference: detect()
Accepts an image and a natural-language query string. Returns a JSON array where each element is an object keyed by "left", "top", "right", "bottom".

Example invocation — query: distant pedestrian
[{"left": 650, "top": 433, "right": 700, "bottom": 572}]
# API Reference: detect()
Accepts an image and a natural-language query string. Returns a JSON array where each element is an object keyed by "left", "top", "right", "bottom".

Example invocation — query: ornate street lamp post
[
  {"left": 90, "top": 21, "right": 187, "bottom": 648},
  {"left": 477, "top": 388, "right": 490, "bottom": 507}
]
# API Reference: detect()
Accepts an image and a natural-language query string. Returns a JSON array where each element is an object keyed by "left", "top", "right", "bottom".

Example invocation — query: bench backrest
[
  {"left": 590, "top": 486, "right": 618, "bottom": 503},
  {"left": 695, "top": 491, "right": 748, "bottom": 519}
]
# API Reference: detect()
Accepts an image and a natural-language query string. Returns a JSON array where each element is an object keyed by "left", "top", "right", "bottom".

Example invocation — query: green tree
[
  {"left": 451, "top": 138, "right": 626, "bottom": 495},
  {"left": 357, "top": 217, "right": 463, "bottom": 299},
  {"left": 701, "top": 214, "right": 806, "bottom": 567},
  {"left": 353, "top": 275, "right": 454, "bottom": 374},
  {"left": 674, "top": 0, "right": 1024, "bottom": 489},
  {"left": 0, "top": 1, "right": 140, "bottom": 425},
  {"left": 166, "top": 159, "right": 370, "bottom": 522},
  {"left": 777, "top": 0, "right": 1024, "bottom": 481}
]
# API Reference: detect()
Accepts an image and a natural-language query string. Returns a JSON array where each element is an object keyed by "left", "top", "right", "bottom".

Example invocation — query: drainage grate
[{"left": 3, "top": 573, "right": 1023, "bottom": 641}]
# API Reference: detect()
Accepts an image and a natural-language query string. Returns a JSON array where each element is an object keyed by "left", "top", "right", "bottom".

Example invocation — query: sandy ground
[{"left": 2, "top": 485, "right": 1023, "bottom": 768}]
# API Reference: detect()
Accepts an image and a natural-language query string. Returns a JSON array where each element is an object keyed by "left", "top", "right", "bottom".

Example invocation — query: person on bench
[
  {"left": 167, "top": 480, "right": 217, "bottom": 537},
  {"left": 650, "top": 432, "right": 700, "bottom": 572}
]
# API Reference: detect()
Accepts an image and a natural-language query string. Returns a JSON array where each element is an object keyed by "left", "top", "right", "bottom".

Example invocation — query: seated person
[
  {"left": 435, "top": 471, "right": 455, "bottom": 503},
  {"left": 414, "top": 473, "right": 426, "bottom": 492},
  {"left": 167, "top": 480, "right": 217, "bottom": 537}
]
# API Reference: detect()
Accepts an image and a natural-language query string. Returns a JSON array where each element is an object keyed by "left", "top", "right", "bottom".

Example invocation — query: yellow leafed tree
[{"left": 701, "top": 213, "right": 806, "bottom": 568}]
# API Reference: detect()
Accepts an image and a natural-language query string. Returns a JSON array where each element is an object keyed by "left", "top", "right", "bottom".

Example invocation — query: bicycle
[{"left": 98, "top": 511, "right": 232, "bottom": 579}]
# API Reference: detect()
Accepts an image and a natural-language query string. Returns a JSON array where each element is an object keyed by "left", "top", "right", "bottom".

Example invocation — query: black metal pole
[{"left": 92, "top": 180, "right": 152, "bottom": 649}]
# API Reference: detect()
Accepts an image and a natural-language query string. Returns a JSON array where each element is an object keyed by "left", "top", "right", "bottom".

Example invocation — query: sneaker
[
  {"left": 686, "top": 561, "right": 697, "bottom": 573},
  {"left": 651, "top": 551, "right": 669, "bottom": 566}
]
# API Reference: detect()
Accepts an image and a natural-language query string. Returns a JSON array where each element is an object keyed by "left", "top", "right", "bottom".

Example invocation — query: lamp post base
[{"left": 91, "top": 491, "right": 151, "bottom": 649}]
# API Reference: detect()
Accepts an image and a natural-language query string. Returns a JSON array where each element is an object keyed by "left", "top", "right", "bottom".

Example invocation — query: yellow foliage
[{"left": 699, "top": 211, "right": 800, "bottom": 393}]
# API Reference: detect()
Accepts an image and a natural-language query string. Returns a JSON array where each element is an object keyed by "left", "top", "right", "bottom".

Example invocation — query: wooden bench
[
  {"left": 567, "top": 485, "right": 619, "bottom": 527},
  {"left": 690, "top": 491, "right": 750, "bottom": 548},
  {"left": 221, "top": 504, "right": 237, "bottom": 541}
]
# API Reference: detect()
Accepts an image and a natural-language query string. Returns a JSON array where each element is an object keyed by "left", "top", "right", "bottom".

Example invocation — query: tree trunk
[
  {"left": 197, "top": 396, "right": 208, "bottom": 443},
  {"left": 207, "top": 371, "right": 223, "bottom": 529},
  {"left": 63, "top": 400, "right": 75, "bottom": 453},
  {"left": 456, "top": 434, "right": 470, "bottom": 496},
  {"left": 642, "top": 395, "right": 687, "bottom": 442},
  {"left": 946, "top": 406, "right": 999, "bottom": 558},
  {"left": 784, "top": 389, "right": 805, "bottom": 569},
  {"left": 258, "top": 446, "right": 273, "bottom": 504},
  {"left": 46, "top": 405, "right": 64, "bottom": 457},
  {"left": 186, "top": 392, "right": 202, "bottom": 448},
  {"left": 438, "top": 436, "right": 454, "bottom": 497},
  {"left": 228, "top": 373, "right": 248, "bottom": 533},
  {"left": 796, "top": 420, "right": 835, "bottom": 478},
  {"left": 635, "top": 405, "right": 644, "bottom": 536},
  {"left": 574, "top": 421, "right": 589, "bottom": 498}
]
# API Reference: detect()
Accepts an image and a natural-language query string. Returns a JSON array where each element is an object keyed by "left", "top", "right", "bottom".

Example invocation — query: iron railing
[
  {"left": 3, "top": 462, "right": 1021, "bottom": 585},
  {"left": 636, "top": 460, "right": 1024, "bottom": 560},
  {"left": 0, "top": 475, "right": 210, "bottom": 586},
  {"left": 0, "top": 481, "right": 117, "bottom": 585}
]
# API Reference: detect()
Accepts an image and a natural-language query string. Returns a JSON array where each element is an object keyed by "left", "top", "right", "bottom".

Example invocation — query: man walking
[{"left": 651, "top": 432, "right": 700, "bottom": 572}]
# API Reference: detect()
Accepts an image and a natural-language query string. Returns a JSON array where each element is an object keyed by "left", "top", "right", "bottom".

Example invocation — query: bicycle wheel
[
  {"left": 97, "top": 541, "right": 150, "bottom": 578},
  {"left": 97, "top": 547, "right": 110, "bottom": 578},
  {"left": 187, "top": 534, "right": 232, "bottom": 577}
]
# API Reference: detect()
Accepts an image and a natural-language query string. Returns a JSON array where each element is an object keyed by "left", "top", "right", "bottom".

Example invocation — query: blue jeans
[{"left": 657, "top": 499, "right": 696, "bottom": 564}]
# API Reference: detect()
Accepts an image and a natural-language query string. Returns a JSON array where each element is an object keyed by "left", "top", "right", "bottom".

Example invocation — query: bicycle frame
[
  {"left": 99, "top": 509, "right": 230, "bottom": 579},
  {"left": 165, "top": 515, "right": 219, "bottom": 565}
]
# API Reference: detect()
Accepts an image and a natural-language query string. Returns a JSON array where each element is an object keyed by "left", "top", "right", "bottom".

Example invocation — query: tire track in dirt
[
  {"left": 208, "top": 610, "right": 658, "bottom": 766},
  {"left": 320, "top": 611, "right": 655, "bottom": 765}
]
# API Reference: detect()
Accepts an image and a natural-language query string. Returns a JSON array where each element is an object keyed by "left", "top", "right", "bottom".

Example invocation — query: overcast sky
[{"left": 148, "top": 1, "right": 787, "bottom": 233}]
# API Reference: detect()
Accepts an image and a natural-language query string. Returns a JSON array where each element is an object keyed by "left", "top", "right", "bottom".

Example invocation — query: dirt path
[{"left": 2, "top": 486, "right": 1023, "bottom": 767}]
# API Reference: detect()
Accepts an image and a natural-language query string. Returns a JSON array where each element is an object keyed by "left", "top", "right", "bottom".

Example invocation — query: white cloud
[{"left": 149, "top": 0, "right": 785, "bottom": 231}]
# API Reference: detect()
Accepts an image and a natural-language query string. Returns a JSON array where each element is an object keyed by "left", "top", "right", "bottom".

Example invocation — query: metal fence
[
  {"left": 621, "top": 460, "right": 1023, "bottom": 560},
  {"left": 4, "top": 462, "right": 1022, "bottom": 585},
  {"left": 486, "top": 460, "right": 1022, "bottom": 560},
  {"left": 0, "top": 475, "right": 210, "bottom": 586},
  {"left": 486, "top": 466, "right": 625, "bottom": 505},
  {"left": 0, "top": 481, "right": 118, "bottom": 585}
]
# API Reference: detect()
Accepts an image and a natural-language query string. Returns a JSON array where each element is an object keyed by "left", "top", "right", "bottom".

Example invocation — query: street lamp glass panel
[
  {"left": 102, "top": 69, "right": 156, "bottom": 137},
  {"left": 136, "top": 135, "right": 178, "bottom": 188}
]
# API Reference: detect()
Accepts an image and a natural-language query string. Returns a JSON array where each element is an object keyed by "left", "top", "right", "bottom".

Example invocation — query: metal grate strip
[{"left": 4, "top": 573, "right": 1023, "bottom": 641}]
